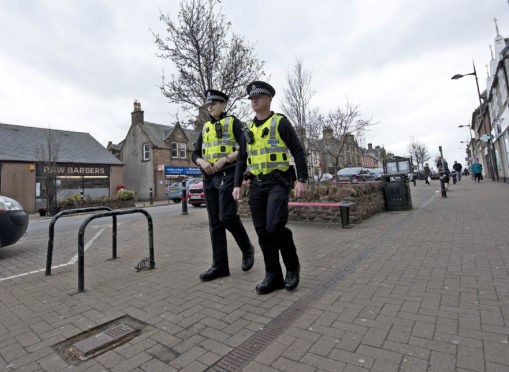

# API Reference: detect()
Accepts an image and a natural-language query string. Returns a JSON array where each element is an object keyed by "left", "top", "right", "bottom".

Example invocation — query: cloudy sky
[{"left": 1, "top": 0, "right": 507, "bottom": 168}]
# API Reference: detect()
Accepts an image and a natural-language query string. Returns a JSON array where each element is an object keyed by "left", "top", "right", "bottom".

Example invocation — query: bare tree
[
  {"left": 281, "top": 59, "right": 321, "bottom": 180},
  {"left": 153, "top": 0, "right": 265, "bottom": 129},
  {"left": 408, "top": 140, "right": 431, "bottom": 170},
  {"left": 35, "top": 129, "right": 61, "bottom": 216},
  {"left": 281, "top": 59, "right": 320, "bottom": 141},
  {"left": 317, "top": 99, "right": 375, "bottom": 177}
]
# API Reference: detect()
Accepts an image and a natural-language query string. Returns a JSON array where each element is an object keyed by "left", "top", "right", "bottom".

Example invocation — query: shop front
[{"left": 35, "top": 164, "right": 112, "bottom": 210}]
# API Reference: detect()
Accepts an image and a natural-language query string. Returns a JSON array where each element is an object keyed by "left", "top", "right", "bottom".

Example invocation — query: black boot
[
  {"left": 285, "top": 265, "right": 300, "bottom": 291},
  {"left": 242, "top": 244, "right": 255, "bottom": 271},
  {"left": 199, "top": 267, "right": 230, "bottom": 282},
  {"left": 255, "top": 273, "right": 285, "bottom": 294}
]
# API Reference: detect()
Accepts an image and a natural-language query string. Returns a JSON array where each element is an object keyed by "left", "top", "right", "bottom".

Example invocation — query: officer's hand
[
  {"left": 199, "top": 159, "right": 214, "bottom": 175},
  {"left": 212, "top": 158, "right": 226, "bottom": 173},
  {"left": 294, "top": 181, "right": 307, "bottom": 198},
  {"left": 232, "top": 187, "right": 241, "bottom": 200}
]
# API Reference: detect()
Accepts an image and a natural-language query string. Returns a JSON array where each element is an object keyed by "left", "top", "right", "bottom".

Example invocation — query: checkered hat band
[{"left": 249, "top": 87, "right": 272, "bottom": 97}]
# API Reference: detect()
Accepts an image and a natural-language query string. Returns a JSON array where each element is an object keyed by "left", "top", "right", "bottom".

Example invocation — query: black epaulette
[{"left": 275, "top": 113, "right": 287, "bottom": 119}]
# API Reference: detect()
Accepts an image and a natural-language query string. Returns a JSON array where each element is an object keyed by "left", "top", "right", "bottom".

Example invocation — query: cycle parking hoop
[
  {"left": 46, "top": 207, "right": 116, "bottom": 276},
  {"left": 77, "top": 208, "right": 155, "bottom": 293}
]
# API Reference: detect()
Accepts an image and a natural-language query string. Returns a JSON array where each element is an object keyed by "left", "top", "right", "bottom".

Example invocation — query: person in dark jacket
[
  {"left": 192, "top": 89, "right": 254, "bottom": 282},
  {"left": 423, "top": 163, "right": 431, "bottom": 185},
  {"left": 452, "top": 161, "right": 462, "bottom": 181},
  {"left": 233, "top": 81, "right": 308, "bottom": 294},
  {"left": 436, "top": 157, "right": 450, "bottom": 187}
]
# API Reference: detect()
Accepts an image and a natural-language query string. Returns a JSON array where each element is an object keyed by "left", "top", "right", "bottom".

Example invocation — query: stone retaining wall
[{"left": 238, "top": 181, "right": 385, "bottom": 224}]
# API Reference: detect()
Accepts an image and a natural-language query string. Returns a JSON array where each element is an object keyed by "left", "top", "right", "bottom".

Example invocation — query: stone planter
[{"left": 238, "top": 181, "right": 385, "bottom": 224}]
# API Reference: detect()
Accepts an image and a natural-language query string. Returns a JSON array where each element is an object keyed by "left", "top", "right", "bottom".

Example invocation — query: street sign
[
  {"left": 164, "top": 166, "right": 201, "bottom": 175},
  {"left": 480, "top": 134, "right": 490, "bottom": 142}
]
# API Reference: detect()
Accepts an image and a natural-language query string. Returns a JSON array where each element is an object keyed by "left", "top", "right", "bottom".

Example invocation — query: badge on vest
[{"left": 267, "top": 139, "right": 280, "bottom": 145}]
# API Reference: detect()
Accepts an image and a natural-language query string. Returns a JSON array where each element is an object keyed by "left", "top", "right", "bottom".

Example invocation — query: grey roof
[
  {"left": 142, "top": 121, "right": 200, "bottom": 149},
  {"left": 0, "top": 123, "right": 123, "bottom": 165}
]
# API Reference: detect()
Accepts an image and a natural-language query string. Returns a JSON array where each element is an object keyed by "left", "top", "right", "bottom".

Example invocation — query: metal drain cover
[{"left": 69, "top": 324, "right": 136, "bottom": 360}]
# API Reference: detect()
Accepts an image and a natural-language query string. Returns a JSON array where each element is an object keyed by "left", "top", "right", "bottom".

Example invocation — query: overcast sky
[{"left": 1, "top": 0, "right": 507, "bottom": 169}]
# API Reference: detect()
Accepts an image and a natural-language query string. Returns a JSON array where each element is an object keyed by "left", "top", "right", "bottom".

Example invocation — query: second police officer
[
  {"left": 193, "top": 89, "right": 255, "bottom": 282},
  {"left": 233, "top": 81, "right": 308, "bottom": 294}
]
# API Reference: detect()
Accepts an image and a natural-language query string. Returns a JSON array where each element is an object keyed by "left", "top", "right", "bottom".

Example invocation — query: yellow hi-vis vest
[
  {"left": 246, "top": 114, "right": 290, "bottom": 175},
  {"left": 201, "top": 116, "right": 237, "bottom": 164}
]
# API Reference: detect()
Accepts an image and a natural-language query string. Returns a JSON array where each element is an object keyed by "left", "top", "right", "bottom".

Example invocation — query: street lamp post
[
  {"left": 451, "top": 62, "right": 498, "bottom": 181},
  {"left": 459, "top": 124, "right": 474, "bottom": 161}
]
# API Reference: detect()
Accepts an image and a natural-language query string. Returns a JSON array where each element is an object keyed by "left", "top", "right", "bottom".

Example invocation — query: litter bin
[{"left": 382, "top": 173, "right": 413, "bottom": 211}]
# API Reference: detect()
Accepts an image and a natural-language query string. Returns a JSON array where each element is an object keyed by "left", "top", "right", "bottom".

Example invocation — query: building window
[
  {"left": 171, "top": 142, "right": 178, "bottom": 158},
  {"left": 143, "top": 143, "right": 150, "bottom": 161},
  {"left": 179, "top": 143, "right": 186, "bottom": 158}
]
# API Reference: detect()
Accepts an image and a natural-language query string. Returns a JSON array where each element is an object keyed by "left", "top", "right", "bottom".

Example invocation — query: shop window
[
  {"left": 171, "top": 142, "right": 178, "bottom": 158},
  {"left": 143, "top": 143, "right": 150, "bottom": 161},
  {"left": 179, "top": 143, "right": 186, "bottom": 158}
]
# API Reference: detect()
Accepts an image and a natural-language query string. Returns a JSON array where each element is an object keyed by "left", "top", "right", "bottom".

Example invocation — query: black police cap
[
  {"left": 246, "top": 81, "right": 275, "bottom": 99},
  {"left": 205, "top": 89, "right": 228, "bottom": 104}
]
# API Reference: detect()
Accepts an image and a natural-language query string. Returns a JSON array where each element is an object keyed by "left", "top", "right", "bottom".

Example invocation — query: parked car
[
  {"left": 313, "top": 173, "right": 334, "bottom": 182},
  {"left": 336, "top": 167, "right": 375, "bottom": 183},
  {"left": 167, "top": 177, "right": 202, "bottom": 203},
  {"left": 369, "top": 168, "right": 384, "bottom": 181},
  {"left": 0, "top": 195, "right": 29, "bottom": 248},
  {"left": 188, "top": 180, "right": 205, "bottom": 207}
]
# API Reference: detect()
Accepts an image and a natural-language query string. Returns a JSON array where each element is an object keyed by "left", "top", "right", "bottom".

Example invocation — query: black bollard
[
  {"left": 80, "top": 191, "right": 84, "bottom": 206},
  {"left": 440, "top": 175, "right": 447, "bottom": 198},
  {"left": 149, "top": 187, "right": 153, "bottom": 205},
  {"left": 181, "top": 180, "right": 188, "bottom": 215}
]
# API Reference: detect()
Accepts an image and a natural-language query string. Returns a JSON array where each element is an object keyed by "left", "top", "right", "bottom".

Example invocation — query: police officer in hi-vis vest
[
  {"left": 233, "top": 81, "right": 308, "bottom": 294},
  {"left": 193, "top": 89, "right": 255, "bottom": 281}
]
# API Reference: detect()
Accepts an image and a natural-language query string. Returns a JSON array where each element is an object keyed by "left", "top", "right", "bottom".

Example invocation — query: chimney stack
[
  {"left": 322, "top": 126, "right": 333, "bottom": 141},
  {"left": 131, "top": 100, "right": 144, "bottom": 125}
]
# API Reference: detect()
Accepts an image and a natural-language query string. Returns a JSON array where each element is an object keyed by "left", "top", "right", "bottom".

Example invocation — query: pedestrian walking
[
  {"left": 193, "top": 89, "right": 255, "bottom": 282},
  {"left": 423, "top": 163, "right": 431, "bottom": 185},
  {"left": 453, "top": 161, "right": 462, "bottom": 181},
  {"left": 471, "top": 159, "right": 483, "bottom": 183},
  {"left": 437, "top": 157, "right": 450, "bottom": 188},
  {"left": 233, "top": 81, "right": 308, "bottom": 294}
]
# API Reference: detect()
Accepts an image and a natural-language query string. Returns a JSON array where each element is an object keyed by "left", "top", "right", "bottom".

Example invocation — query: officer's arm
[
  {"left": 234, "top": 129, "right": 248, "bottom": 188},
  {"left": 192, "top": 132, "right": 214, "bottom": 175},
  {"left": 191, "top": 132, "right": 203, "bottom": 164},
  {"left": 278, "top": 118, "right": 308, "bottom": 183}
]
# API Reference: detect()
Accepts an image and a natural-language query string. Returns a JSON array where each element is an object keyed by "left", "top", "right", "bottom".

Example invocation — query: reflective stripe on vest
[
  {"left": 201, "top": 117, "right": 237, "bottom": 163},
  {"left": 246, "top": 114, "right": 290, "bottom": 175}
]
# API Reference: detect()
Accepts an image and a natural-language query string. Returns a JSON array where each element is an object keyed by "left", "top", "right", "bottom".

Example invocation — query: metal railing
[
  {"left": 77, "top": 208, "right": 154, "bottom": 292},
  {"left": 46, "top": 207, "right": 116, "bottom": 276}
]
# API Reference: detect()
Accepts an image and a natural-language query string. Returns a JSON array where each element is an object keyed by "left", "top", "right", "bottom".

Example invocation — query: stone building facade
[{"left": 108, "top": 101, "right": 200, "bottom": 201}]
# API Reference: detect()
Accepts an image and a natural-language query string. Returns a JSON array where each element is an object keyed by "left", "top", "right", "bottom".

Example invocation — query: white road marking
[
  {"left": 66, "top": 228, "right": 105, "bottom": 265},
  {"left": 0, "top": 228, "right": 105, "bottom": 283}
]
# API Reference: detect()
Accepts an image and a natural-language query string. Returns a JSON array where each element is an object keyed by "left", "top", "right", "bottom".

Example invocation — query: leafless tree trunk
[
  {"left": 281, "top": 59, "right": 321, "bottom": 180},
  {"left": 408, "top": 140, "right": 431, "bottom": 170},
  {"left": 36, "top": 129, "right": 61, "bottom": 216},
  {"left": 153, "top": 0, "right": 265, "bottom": 129},
  {"left": 318, "top": 99, "right": 375, "bottom": 177},
  {"left": 281, "top": 59, "right": 321, "bottom": 140}
]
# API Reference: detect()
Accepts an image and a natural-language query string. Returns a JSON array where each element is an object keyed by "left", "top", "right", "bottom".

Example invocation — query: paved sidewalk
[{"left": 0, "top": 179, "right": 508, "bottom": 371}]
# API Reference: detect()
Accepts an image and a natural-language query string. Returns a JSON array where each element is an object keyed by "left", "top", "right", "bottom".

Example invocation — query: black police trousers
[
  {"left": 203, "top": 171, "right": 252, "bottom": 270},
  {"left": 249, "top": 178, "right": 300, "bottom": 278}
]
